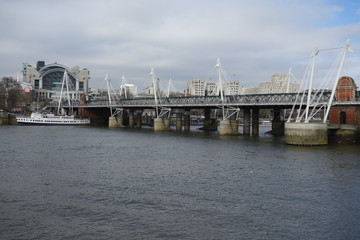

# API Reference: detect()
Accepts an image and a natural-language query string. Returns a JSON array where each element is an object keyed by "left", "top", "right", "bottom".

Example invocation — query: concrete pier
[
  {"left": 202, "top": 108, "right": 217, "bottom": 131},
  {"left": 218, "top": 119, "right": 239, "bottom": 135},
  {"left": 184, "top": 111, "right": 191, "bottom": 131},
  {"left": 154, "top": 117, "right": 171, "bottom": 131},
  {"left": 285, "top": 122, "right": 328, "bottom": 145},
  {"left": 128, "top": 110, "right": 134, "bottom": 128},
  {"left": 218, "top": 119, "right": 232, "bottom": 135},
  {"left": 243, "top": 108, "right": 250, "bottom": 135},
  {"left": 271, "top": 108, "right": 284, "bottom": 135},
  {"left": 136, "top": 111, "right": 142, "bottom": 128},
  {"left": 176, "top": 112, "right": 183, "bottom": 131},
  {"left": 252, "top": 108, "right": 259, "bottom": 136},
  {"left": 108, "top": 116, "right": 123, "bottom": 128},
  {"left": 230, "top": 120, "right": 239, "bottom": 135}
]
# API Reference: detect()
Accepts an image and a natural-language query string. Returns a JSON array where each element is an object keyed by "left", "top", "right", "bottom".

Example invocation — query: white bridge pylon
[
  {"left": 150, "top": 67, "right": 171, "bottom": 118},
  {"left": 215, "top": 57, "right": 240, "bottom": 120},
  {"left": 287, "top": 40, "right": 353, "bottom": 123},
  {"left": 105, "top": 74, "right": 123, "bottom": 117}
]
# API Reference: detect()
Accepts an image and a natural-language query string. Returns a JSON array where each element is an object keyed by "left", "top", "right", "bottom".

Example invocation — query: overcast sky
[{"left": 0, "top": 0, "right": 359, "bottom": 91}]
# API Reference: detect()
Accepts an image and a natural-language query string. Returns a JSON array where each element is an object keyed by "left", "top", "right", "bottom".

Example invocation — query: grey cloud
[{"left": 0, "top": 0, "right": 359, "bottom": 91}]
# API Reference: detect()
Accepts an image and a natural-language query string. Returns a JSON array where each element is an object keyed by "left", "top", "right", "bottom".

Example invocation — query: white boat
[
  {"left": 16, "top": 71, "right": 90, "bottom": 125},
  {"left": 16, "top": 112, "right": 90, "bottom": 125}
]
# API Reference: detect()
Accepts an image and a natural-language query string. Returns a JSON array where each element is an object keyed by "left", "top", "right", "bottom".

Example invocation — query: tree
[{"left": 0, "top": 77, "right": 23, "bottom": 111}]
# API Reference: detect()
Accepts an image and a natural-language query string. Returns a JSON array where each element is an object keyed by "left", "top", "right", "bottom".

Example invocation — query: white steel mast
[
  {"left": 305, "top": 47, "right": 319, "bottom": 122},
  {"left": 215, "top": 58, "right": 226, "bottom": 120},
  {"left": 150, "top": 67, "right": 159, "bottom": 117},
  {"left": 105, "top": 74, "right": 113, "bottom": 115},
  {"left": 323, "top": 40, "right": 352, "bottom": 123}
]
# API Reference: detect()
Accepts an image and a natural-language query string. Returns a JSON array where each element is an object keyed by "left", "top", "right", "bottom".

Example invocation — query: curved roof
[
  {"left": 338, "top": 76, "right": 356, "bottom": 87},
  {"left": 38, "top": 63, "right": 77, "bottom": 90}
]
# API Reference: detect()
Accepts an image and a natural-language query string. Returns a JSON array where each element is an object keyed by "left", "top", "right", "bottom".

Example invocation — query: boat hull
[
  {"left": 16, "top": 120, "right": 90, "bottom": 125},
  {"left": 16, "top": 113, "right": 90, "bottom": 126}
]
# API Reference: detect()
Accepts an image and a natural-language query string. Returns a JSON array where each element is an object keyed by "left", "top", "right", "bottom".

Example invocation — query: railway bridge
[{"left": 50, "top": 91, "right": 338, "bottom": 136}]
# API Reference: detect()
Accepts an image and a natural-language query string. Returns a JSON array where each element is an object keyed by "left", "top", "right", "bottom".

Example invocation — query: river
[{"left": 1, "top": 125, "right": 360, "bottom": 239}]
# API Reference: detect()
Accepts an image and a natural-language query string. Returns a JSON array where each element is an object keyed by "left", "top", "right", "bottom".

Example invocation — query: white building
[
  {"left": 243, "top": 73, "right": 300, "bottom": 94},
  {"left": 185, "top": 79, "right": 206, "bottom": 96},
  {"left": 225, "top": 80, "right": 241, "bottom": 95},
  {"left": 256, "top": 73, "right": 299, "bottom": 94},
  {"left": 185, "top": 79, "right": 242, "bottom": 96}
]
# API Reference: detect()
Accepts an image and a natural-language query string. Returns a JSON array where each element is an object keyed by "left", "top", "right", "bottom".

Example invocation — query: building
[
  {"left": 185, "top": 79, "right": 242, "bottom": 96},
  {"left": 120, "top": 84, "right": 138, "bottom": 98},
  {"left": 205, "top": 82, "right": 217, "bottom": 96},
  {"left": 225, "top": 80, "right": 241, "bottom": 95},
  {"left": 253, "top": 73, "right": 299, "bottom": 94},
  {"left": 22, "top": 61, "right": 90, "bottom": 101},
  {"left": 185, "top": 79, "right": 206, "bottom": 96},
  {"left": 330, "top": 76, "right": 360, "bottom": 125}
]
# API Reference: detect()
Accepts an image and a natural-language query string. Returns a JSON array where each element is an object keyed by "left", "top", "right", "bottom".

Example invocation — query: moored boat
[{"left": 16, "top": 112, "right": 90, "bottom": 125}]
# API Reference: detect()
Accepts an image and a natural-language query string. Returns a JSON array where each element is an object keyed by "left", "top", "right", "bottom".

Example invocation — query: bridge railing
[
  {"left": 48, "top": 91, "right": 352, "bottom": 109},
  {"left": 64, "top": 91, "right": 333, "bottom": 108}
]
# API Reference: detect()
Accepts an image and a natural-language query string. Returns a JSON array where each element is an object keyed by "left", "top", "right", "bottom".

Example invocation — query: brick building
[{"left": 329, "top": 76, "right": 360, "bottom": 125}]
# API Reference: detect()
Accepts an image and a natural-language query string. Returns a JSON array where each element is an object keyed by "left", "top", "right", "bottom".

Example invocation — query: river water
[{"left": 0, "top": 125, "right": 360, "bottom": 240}]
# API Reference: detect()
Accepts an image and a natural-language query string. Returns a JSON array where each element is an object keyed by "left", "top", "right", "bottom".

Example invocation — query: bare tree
[{"left": 0, "top": 77, "right": 24, "bottom": 111}]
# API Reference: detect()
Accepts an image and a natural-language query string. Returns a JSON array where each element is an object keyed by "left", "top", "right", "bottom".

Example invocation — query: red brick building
[{"left": 329, "top": 76, "right": 359, "bottom": 125}]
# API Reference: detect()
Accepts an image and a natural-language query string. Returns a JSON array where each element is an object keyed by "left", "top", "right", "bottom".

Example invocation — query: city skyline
[{"left": 0, "top": 0, "right": 359, "bottom": 91}]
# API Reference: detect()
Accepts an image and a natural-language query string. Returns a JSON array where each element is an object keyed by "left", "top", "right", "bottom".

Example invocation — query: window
[{"left": 35, "top": 80, "right": 39, "bottom": 89}]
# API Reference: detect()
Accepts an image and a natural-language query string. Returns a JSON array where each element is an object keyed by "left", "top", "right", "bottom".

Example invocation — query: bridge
[
  {"left": 46, "top": 90, "right": 359, "bottom": 139},
  {"left": 49, "top": 41, "right": 359, "bottom": 145},
  {"left": 74, "top": 91, "right": 331, "bottom": 109}
]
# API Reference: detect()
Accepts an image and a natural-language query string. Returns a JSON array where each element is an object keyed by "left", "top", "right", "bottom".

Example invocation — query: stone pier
[
  {"left": 202, "top": 108, "right": 217, "bottom": 131},
  {"left": 184, "top": 111, "right": 191, "bottom": 131},
  {"left": 154, "top": 117, "right": 171, "bottom": 131},
  {"left": 108, "top": 116, "right": 124, "bottom": 128},
  {"left": 136, "top": 111, "right": 142, "bottom": 128},
  {"left": 252, "top": 108, "right": 259, "bottom": 136},
  {"left": 218, "top": 119, "right": 239, "bottom": 135},
  {"left": 176, "top": 112, "right": 183, "bottom": 131},
  {"left": 243, "top": 108, "right": 251, "bottom": 135},
  {"left": 285, "top": 122, "right": 328, "bottom": 145},
  {"left": 271, "top": 108, "right": 285, "bottom": 135},
  {"left": 128, "top": 110, "right": 134, "bottom": 128}
]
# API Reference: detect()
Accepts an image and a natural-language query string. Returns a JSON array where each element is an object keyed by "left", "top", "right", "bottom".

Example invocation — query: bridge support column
[
  {"left": 243, "top": 108, "right": 250, "bottom": 135},
  {"left": 202, "top": 108, "right": 217, "bottom": 131},
  {"left": 176, "top": 112, "right": 183, "bottom": 131},
  {"left": 136, "top": 111, "right": 142, "bottom": 128},
  {"left": 128, "top": 110, "right": 134, "bottom": 128},
  {"left": 154, "top": 117, "right": 171, "bottom": 131},
  {"left": 230, "top": 120, "right": 239, "bottom": 135},
  {"left": 285, "top": 122, "right": 328, "bottom": 145},
  {"left": 219, "top": 119, "right": 239, "bottom": 135},
  {"left": 184, "top": 111, "right": 191, "bottom": 131},
  {"left": 109, "top": 116, "right": 123, "bottom": 128},
  {"left": 272, "top": 108, "right": 285, "bottom": 135},
  {"left": 219, "top": 119, "right": 231, "bottom": 135},
  {"left": 252, "top": 108, "right": 259, "bottom": 136}
]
